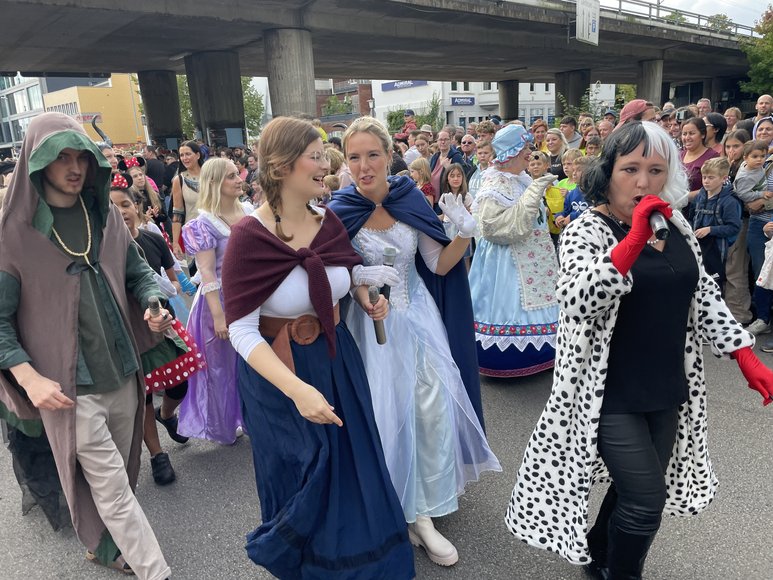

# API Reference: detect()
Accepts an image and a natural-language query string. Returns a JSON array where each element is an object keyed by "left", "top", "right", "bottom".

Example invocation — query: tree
[
  {"left": 176, "top": 75, "right": 194, "bottom": 139},
  {"left": 321, "top": 95, "right": 353, "bottom": 116},
  {"left": 556, "top": 85, "right": 607, "bottom": 120},
  {"left": 386, "top": 92, "right": 443, "bottom": 134},
  {"left": 707, "top": 13, "right": 732, "bottom": 32},
  {"left": 740, "top": 6, "right": 773, "bottom": 95},
  {"left": 664, "top": 11, "right": 687, "bottom": 25},
  {"left": 415, "top": 92, "right": 443, "bottom": 131},
  {"left": 386, "top": 108, "right": 406, "bottom": 133},
  {"left": 242, "top": 77, "right": 265, "bottom": 138}
]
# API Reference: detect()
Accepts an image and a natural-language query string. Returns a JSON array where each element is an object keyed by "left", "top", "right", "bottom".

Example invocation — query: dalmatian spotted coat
[{"left": 504, "top": 208, "right": 754, "bottom": 564}]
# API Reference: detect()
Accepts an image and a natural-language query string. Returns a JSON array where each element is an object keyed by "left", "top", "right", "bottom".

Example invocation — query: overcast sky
[{"left": 599, "top": 0, "right": 765, "bottom": 28}]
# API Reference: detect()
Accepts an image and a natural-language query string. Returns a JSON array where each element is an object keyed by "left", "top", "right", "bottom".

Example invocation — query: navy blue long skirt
[{"left": 236, "top": 321, "right": 415, "bottom": 580}]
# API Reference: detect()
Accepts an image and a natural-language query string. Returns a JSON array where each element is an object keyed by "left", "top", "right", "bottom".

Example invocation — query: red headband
[
  {"left": 125, "top": 157, "right": 140, "bottom": 169},
  {"left": 112, "top": 173, "right": 129, "bottom": 189}
]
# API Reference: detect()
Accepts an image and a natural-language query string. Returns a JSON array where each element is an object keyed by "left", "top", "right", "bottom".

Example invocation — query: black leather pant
[
  {"left": 587, "top": 408, "right": 680, "bottom": 579},
  {"left": 597, "top": 408, "right": 679, "bottom": 535}
]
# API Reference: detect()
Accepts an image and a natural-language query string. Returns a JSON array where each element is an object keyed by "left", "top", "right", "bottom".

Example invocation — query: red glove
[
  {"left": 732, "top": 347, "right": 773, "bottom": 406},
  {"left": 610, "top": 195, "right": 673, "bottom": 276}
]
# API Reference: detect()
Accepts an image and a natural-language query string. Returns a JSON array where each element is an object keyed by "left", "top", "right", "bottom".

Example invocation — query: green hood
[{"left": 1, "top": 112, "right": 113, "bottom": 235}]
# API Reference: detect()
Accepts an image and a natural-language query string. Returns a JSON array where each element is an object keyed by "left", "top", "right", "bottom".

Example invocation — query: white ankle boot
[{"left": 408, "top": 515, "right": 459, "bottom": 566}]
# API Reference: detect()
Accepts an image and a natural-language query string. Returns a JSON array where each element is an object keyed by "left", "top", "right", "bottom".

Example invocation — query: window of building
[
  {"left": 463, "top": 82, "right": 470, "bottom": 92},
  {"left": 450, "top": 82, "right": 458, "bottom": 91},
  {"left": 13, "top": 90, "right": 29, "bottom": 114},
  {"left": 545, "top": 83, "right": 550, "bottom": 92},
  {"left": 27, "top": 85, "right": 43, "bottom": 110},
  {"left": 483, "top": 82, "right": 492, "bottom": 91},
  {"left": 529, "top": 83, "right": 536, "bottom": 92},
  {"left": 10, "top": 119, "right": 22, "bottom": 141}
]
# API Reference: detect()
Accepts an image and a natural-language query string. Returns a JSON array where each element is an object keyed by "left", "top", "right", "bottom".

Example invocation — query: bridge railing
[{"left": 558, "top": 0, "right": 757, "bottom": 37}]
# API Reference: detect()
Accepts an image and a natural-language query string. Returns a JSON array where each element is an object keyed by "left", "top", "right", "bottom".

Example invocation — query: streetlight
[{"left": 367, "top": 98, "right": 375, "bottom": 118}]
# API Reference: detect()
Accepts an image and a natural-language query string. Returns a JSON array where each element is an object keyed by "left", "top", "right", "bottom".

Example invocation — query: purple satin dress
[{"left": 178, "top": 212, "right": 244, "bottom": 444}]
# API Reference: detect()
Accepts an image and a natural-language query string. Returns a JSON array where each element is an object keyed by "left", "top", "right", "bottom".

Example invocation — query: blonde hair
[
  {"left": 700, "top": 157, "right": 730, "bottom": 176},
  {"left": 323, "top": 174, "right": 340, "bottom": 192},
  {"left": 409, "top": 157, "right": 431, "bottom": 186},
  {"left": 562, "top": 148, "right": 584, "bottom": 163},
  {"left": 343, "top": 116, "right": 392, "bottom": 157},
  {"left": 258, "top": 117, "right": 323, "bottom": 241},
  {"left": 195, "top": 158, "right": 242, "bottom": 216},
  {"left": 545, "top": 128, "right": 569, "bottom": 157},
  {"left": 325, "top": 147, "right": 345, "bottom": 174},
  {"left": 127, "top": 166, "right": 161, "bottom": 212}
]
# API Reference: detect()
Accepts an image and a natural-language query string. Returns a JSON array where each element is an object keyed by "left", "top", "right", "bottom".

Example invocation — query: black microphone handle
[
  {"left": 368, "top": 286, "right": 387, "bottom": 345},
  {"left": 381, "top": 285, "right": 391, "bottom": 300}
]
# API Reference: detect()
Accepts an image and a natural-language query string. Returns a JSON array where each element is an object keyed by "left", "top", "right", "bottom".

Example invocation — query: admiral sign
[
  {"left": 380, "top": 80, "right": 429, "bottom": 92},
  {"left": 451, "top": 97, "right": 475, "bottom": 106}
]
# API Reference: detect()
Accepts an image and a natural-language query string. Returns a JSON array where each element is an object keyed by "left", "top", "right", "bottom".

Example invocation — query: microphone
[
  {"left": 368, "top": 286, "right": 387, "bottom": 345},
  {"left": 381, "top": 246, "right": 397, "bottom": 300},
  {"left": 649, "top": 211, "right": 670, "bottom": 240},
  {"left": 149, "top": 296, "right": 162, "bottom": 318}
]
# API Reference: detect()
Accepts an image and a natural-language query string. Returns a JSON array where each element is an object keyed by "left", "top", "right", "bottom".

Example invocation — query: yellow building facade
[{"left": 43, "top": 74, "right": 144, "bottom": 148}]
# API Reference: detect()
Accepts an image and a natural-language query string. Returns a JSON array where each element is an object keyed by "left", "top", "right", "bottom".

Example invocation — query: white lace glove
[
  {"left": 439, "top": 193, "right": 476, "bottom": 238},
  {"left": 531, "top": 173, "right": 558, "bottom": 191},
  {"left": 352, "top": 264, "right": 401, "bottom": 288}
]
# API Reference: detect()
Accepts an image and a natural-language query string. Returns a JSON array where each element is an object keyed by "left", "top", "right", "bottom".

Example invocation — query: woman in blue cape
[{"left": 328, "top": 117, "right": 500, "bottom": 567}]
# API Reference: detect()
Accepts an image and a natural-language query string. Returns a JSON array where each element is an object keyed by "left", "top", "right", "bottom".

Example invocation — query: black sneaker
[
  {"left": 761, "top": 341, "right": 773, "bottom": 353},
  {"left": 155, "top": 407, "right": 189, "bottom": 444},
  {"left": 150, "top": 452, "right": 176, "bottom": 486}
]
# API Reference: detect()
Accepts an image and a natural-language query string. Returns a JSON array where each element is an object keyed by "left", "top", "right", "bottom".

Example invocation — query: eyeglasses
[{"left": 461, "top": 141, "right": 475, "bottom": 145}]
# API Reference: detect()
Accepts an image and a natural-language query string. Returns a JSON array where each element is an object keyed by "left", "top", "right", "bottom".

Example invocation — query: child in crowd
[
  {"left": 734, "top": 140, "right": 770, "bottom": 204},
  {"left": 409, "top": 157, "right": 435, "bottom": 206},
  {"left": 584, "top": 136, "right": 602, "bottom": 157},
  {"left": 469, "top": 141, "right": 493, "bottom": 198},
  {"left": 530, "top": 151, "right": 563, "bottom": 247},
  {"left": 691, "top": 157, "right": 742, "bottom": 290},
  {"left": 554, "top": 156, "right": 592, "bottom": 229},
  {"left": 440, "top": 162, "right": 474, "bottom": 267},
  {"left": 556, "top": 148, "right": 584, "bottom": 195},
  {"left": 316, "top": 174, "right": 339, "bottom": 205}
]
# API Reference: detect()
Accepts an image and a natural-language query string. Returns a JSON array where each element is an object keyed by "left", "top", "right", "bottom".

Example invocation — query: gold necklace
[{"left": 51, "top": 195, "right": 96, "bottom": 271}]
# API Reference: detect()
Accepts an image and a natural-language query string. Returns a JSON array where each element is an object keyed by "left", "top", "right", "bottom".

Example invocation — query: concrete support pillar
[
  {"left": 497, "top": 80, "right": 520, "bottom": 122},
  {"left": 264, "top": 28, "right": 315, "bottom": 117},
  {"left": 184, "top": 51, "right": 245, "bottom": 148},
  {"left": 555, "top": 69, "right": 590, "bottom": 117},
  {"left": 636, "top": 59, "right": 663, "bottom": 105},
  {"left": 137, "top": 70, "right": 182, "bottom": 148}
]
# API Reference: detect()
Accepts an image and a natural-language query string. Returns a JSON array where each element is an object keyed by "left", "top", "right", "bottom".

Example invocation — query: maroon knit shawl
[{"left": 222, "top": 211, "right": 362, "bottom": 357}]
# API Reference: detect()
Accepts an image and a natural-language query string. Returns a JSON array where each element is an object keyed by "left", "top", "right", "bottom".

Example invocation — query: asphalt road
[{"left": 1, "top": 347, "right": 772, "bottom": 580}]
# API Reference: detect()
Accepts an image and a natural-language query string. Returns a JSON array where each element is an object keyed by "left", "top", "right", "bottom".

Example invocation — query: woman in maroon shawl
[{"left": 221, "top": 117, "right": 415, "bottom": 579}]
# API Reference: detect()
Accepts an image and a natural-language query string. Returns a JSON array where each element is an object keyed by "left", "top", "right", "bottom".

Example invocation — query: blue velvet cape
[{"left": 327, "top": 176, "right": 485, "bottom": 430}]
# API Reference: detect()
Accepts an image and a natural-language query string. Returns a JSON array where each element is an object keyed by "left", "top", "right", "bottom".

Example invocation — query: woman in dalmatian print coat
[{"left": 505, "top": 122, "right": 773, "bottom": 580}]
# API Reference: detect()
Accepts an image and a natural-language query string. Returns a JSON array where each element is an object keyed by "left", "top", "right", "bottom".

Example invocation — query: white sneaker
[
  {"left": 235, "top": 426, "right": 244, "bottom": 438},
  {"left": 747, "top": 319, "right": 771, "bottom": 335},
  {"left": 408, "top": 516, "right": 459, "bottom": 566}
]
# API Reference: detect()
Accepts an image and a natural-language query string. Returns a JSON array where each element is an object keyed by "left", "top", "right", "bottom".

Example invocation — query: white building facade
[{"left": 371, "top": 80, "right": 616, "bottom": 127}]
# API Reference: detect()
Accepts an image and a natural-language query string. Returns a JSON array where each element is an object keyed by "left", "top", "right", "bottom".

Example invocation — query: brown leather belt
[{"left": 259, "top": 304, "right": 340, "bottom": 374}]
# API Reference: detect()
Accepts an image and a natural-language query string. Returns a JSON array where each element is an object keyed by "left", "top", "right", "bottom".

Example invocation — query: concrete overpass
[{"left": 0, "top": 0, "right": 751, "bottom": 144}]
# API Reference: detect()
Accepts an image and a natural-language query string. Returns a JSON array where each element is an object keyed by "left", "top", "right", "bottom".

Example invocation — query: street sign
[{"left": 576, "top": 0, "right": 600, "bottom": 46}]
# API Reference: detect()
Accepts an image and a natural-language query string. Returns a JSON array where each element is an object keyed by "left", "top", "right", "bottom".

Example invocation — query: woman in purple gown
[{"left": 177, "top": 158, "right": 249, "bottom": 444}]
